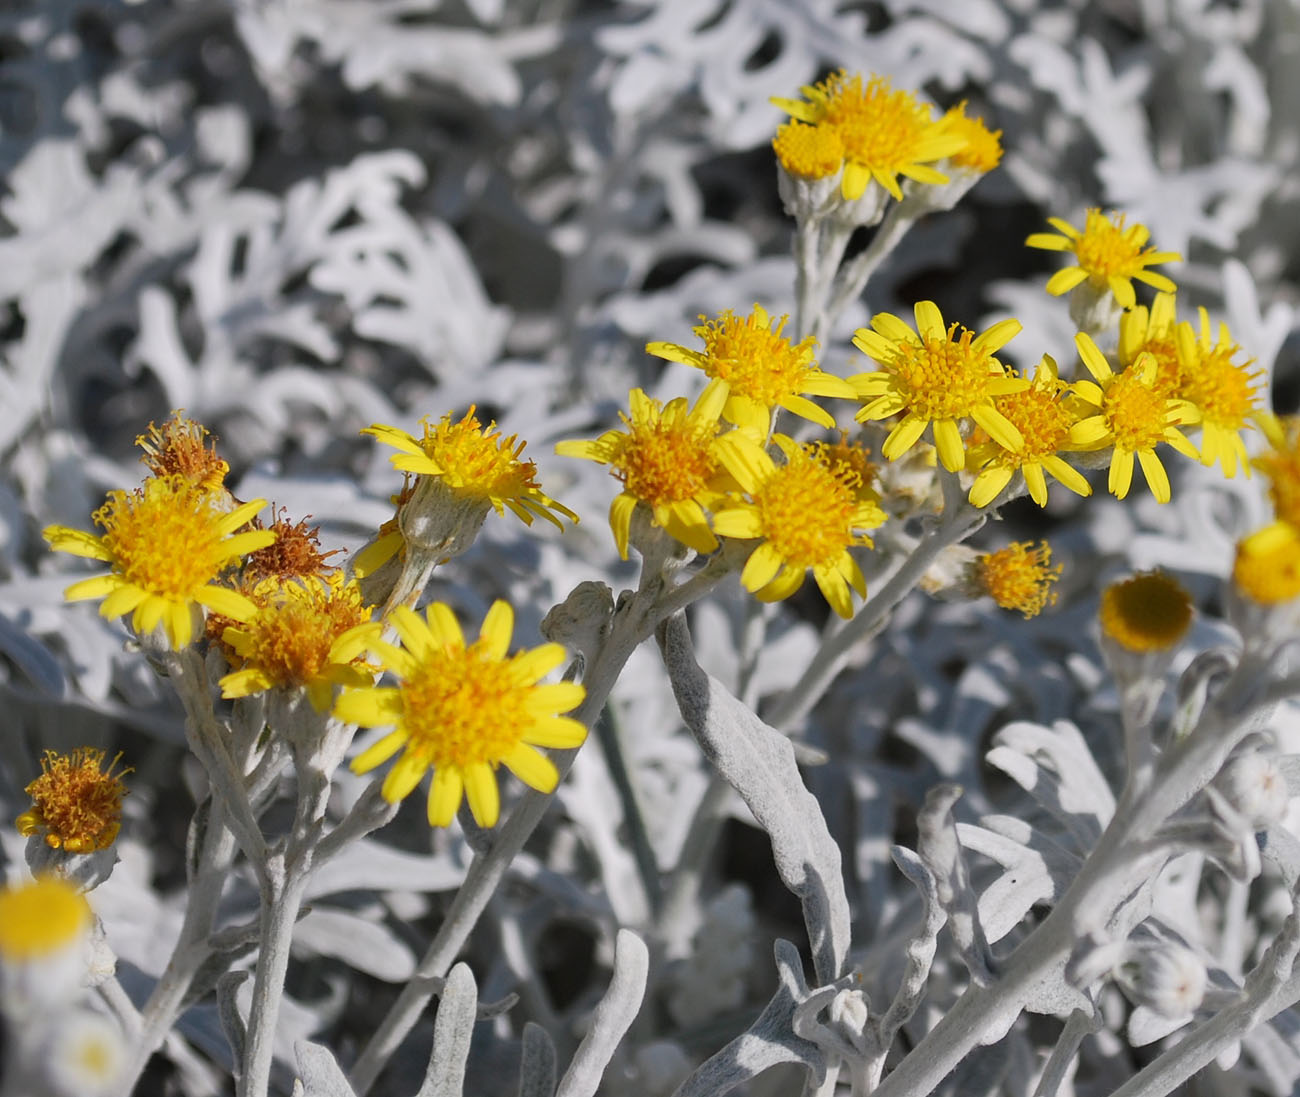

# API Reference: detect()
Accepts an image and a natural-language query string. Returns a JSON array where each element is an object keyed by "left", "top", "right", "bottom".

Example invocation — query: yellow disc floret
[
  {"left": 975, "top": 541, "right": 1061, "bottom": 618},
  {"left": 1099, "top": 571, "right": 1194, "bottom": 652},
  {"left": 335, "top": 600, "right": 587, "bottom": 828},
  {"left": 16, "top": 748, "right": 130, "bottom": 854},
  {"left": 0, "top": 876, "right": 91, "bottom": 960}
]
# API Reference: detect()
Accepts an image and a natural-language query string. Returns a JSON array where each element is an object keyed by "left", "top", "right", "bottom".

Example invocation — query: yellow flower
[
  {"left": 974, "top": 541, "right": 1061, "bottom": 618},
  {"left": 1234, "top": 524, "right": 1300, "bottom": 605},
  {"left": 645, "top": 304, "right": 856, "bottom": 431},
  {"left": 220, "top": 574, "right": 381, "bottom": 712},
  {"left": 712, "top": 434, "right": 885, "bottom": 618},
  {"left": 334, "top": 601, "right": 586, "bottom": 828},
  {"left": 16, "top": 748, "right": 130, "bottom": 854},
  {"left": 1099, "top": 571, "right": 1193, "bottom": 653},
  {"left": 0, "top": 876, "right": 91, "bottom": 962},
  {"left": 556, "top": 380, "right": 731, "bottom": 559},
  {"left": 1174, "top": 310, "right": 1261, "bottom": 478},
  {"left": 772, "top": 72, "right": 965, "bottom": 201},
  {"left": 1026, "top": 209, "right": 1180, "bottom": 310},
  {"left": 135, "top": 413, "right": 229, "bottom": 495},
  {"left": 43, "top": 476, "right": 275, "bottom": 649},
  {"left": 1118, "top": 291, "right": 1182, "bottom": 393},
  {"left": 1254, "top": 415, "right": 1300, "bottom": 529},
  {"left": 936, "top": 102, "right": 1002, "bottom": 174},
  {"left": 850, "top": 301, "right": 1026, "bottom": 472},
  {"left": 967, "top": 355, "right": 1092, "bottom": 508},
  {"left": 1070, "top": 337, "right": 1199, "bottom": 503},
  {"left": 772, "top": 120, "right": 844, "bottom": 181}
]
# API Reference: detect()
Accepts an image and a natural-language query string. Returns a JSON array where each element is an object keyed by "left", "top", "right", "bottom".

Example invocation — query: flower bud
[
  {"left": 1114, "top": 942, "right": 1207, "bottom": 1020},
  {"left": 1213, "top": 752, "right": 1290, "bottom": 830}
]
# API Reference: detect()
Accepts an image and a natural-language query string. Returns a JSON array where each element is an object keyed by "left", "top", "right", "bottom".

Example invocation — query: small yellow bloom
[
  {"left": 16, "top": 748, "right": 129, "bottom": 854},
  {"left": 136, "top": 413, "right": 229, "bottom": 495},
  {"left": 43, "top": 476, "right": 275, "bottom": 649},
  {"left": 646, "top": 305, "right": 856, "bottom": 432},
  {"left": 1070, "top": 338, "right": 1199, "bottom": 503},
  {"left": 1234, "top": 524, "right": 1300, "bottom": 605},
  {"left": 967, "top": 355, "right": 1092, "bottom": 508},
  {"left": 1099, "top": 571, "right": 1193, "bottom": 653},
  {"left": 772, "top": 72, "right": 965, "bottom": 201},
  {"left": 220, "top": 574, "right": 381, "bottom": 712},
  {"left": 1118, "top": 292, "right": 1182, "bottom": 393},
  {"left": 0, "top": 876, "right": 91, "bottom": 962},
  {"left": 556, "top": 380, "right": 731, "bottom": 559},
  {"left": 1254, "top": 415, "right": 1300, "bottom": 529},
  {"left": 772, "top": 120, "right": 844, "bottom": 180},
  {"left": 1174, "top": 310, "right": 1261, "bottom": 478},
  {"left": 712, "top": 434, "right": 885, "bottom": 618},
  {"left": 1026, "top": 209, "right": 1180, "bottom": 311},
  {"left": 335, "top": 601, "right": 586, "bottom": 828},
  {"left": 974, "top": 541, "right": 1061, "bottom": 618},
  {"left": 850, "top": 301, "right": 1026, "bottom": 472},
  {"left": 936, "top": 102, "right": 1002, "bottom": 174}
]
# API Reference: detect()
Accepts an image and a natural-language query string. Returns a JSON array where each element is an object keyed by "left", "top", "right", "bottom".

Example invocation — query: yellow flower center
[
  {"left": 1073, "top": 210, "right": 1158, "bottom": 283},
  {"left": 96, "top": 476, "right": 242, "bottom": 598},
  {"left": 612, "top": 412, "right": 719, "bottom": 507},
  {"left": 136, "top": 415, "right": 229, "bottom": 493},
  {"left": 976, "top": 542, "right": 1061, "bottom": 618},
  {"left": 773, "top": 120, "right": 843, "bottom": 179},
  {"left": 1102, "top": 371, "right": 1168, "bottom": 452},
  {"left": 754, "top": 450, "right": 859, "bottom": 567},
  {"left": 811, "top": 72, "right": 935, "bottom": 174},
  {"left": 421, "top": 409, "right": 542, "bottom": 501},
  {"left": 232, "top": 578, "right": 372, "bottom": 687},
  {"left": 993, "top": 386, "right": 1071, "bottom": 462},
  {"left": 1234, "top": 532, "right": 1300, "bottom": 605},
  {"left": 399, "top": 643, "right": 530, "bottom": 770},
  {"left": 17, "top": 748, "right": 129, "bottom": 854},
  {"left": 694, "top": 310, "right": 818, "bottom": 405},
  {"left": 1099, "top": 571, "right": 1193, "bottom": 652},
  {"left": 1136, "top": 335, "right": 1182, "bottom": 394},
  {"left": 892, "top": 323, "right": 1004, "bottom": 420},
  {"left": 0, "top": 876, "right": 91, "bottom": 960},
  {"left": 1179, "top": 344, "right": 1259, "bottom": 429}
]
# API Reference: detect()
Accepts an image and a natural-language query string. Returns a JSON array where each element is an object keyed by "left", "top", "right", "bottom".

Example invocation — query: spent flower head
[
  {"left": 646, "top": 305, "right": 856, "bottom": 432},
  {"left": 1070, "top": 339, "right": 1199, "bottom": 503},
  {"left": 242, "top": 510, "right": 340, "bottom": 585},
  {"left": 220, "top": 573, "right": 381, "bottom": 712},
  {"left": 16, "top": 749, "right": 129, "bottom": 855},
  {"left": 973, "top": 541, "right": 1061, "bottom": 618},
  {"left": 1099, "top": 571, "right": 1194, "bottom": 654},
  {"left": 556, "top": 380, "right": 732, "bottom": 559},
  {"left": 967, "top": 355, "right": 1092, "bottom": 508},
  {"left": 850, "top": 301, "right": 1026, "bottom": 472},
  {"left": 335, "top": 601, "right": 586, "bottom": 828},
  {"left": 136, "top": 413, "right": 229, "bottom": 495},
  {"left": 1027, "top": 209, "right": 1180, "bottom": 312},
  {"left": 713, "top": 433, "right": 885, "bottom": 618},
  {"left": 772, "top": 72, "right": 964, "bottom": 204},
  {"left": 43, "top": 476, "right": 275, "bottom": 649}
]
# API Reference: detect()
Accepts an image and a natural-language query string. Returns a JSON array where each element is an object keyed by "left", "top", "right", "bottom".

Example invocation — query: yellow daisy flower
[
  {"left": 1254, "top": 414, "right": 1300, "bottom": 530},
  {"left": 1234, "top": 524, "right": 1300, "bottom": 605},
  {"left": 974, "top": 541, "right": 1061, "bottom": 618},
  {"left": 220, "top": 573, "right": 381, "bottom": 712},
  {"left": 556, "top": 379, "right": 731, "bottom": 559},
  {"left": 16, "top": 748, "right": 130, "bottom": 854},
  {"left": 645, "top": 304, "right": 856, "bottom": 432},
  {"left": 0, "top": 876, "right": 90, "bottom": 963},
  {"left": 1099, "top": 571, "right": 1193, "bottom": 653},
  {"left": 850, "top": 301, "right": 1026, "bottom": 472},
  {"left": 967, "top": 355, "right": 1092, "bottom": 508},
  {"left": 1069, "top": 338, "right": 1199, "bottom": 503},
  {"left": 1118, "top": 291, "right": 1182, "bottom": 393},
  {"left": 712, "top": 433, "right": 885, "bottom": 618},
  {"left": 772, "top": 72, "right": 965, "bottom": 201},
  {"left": 935, "top": 102, "right": 1003, "bottom": 175},
  {"left": 1173, "top": 310, "right": 1262, "bottom": 478},
  {"left": 43, "top": 476, "right": 275, "bottom": 649},
  {"left": 1026, "top": 209, "right": 1180, "bottom": 311},
  {"left": 334, "top": 600, "right": 586, "bottom": 828}
]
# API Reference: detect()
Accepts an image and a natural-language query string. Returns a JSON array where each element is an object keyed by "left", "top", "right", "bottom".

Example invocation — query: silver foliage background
[{"left": 2, "top": 0, "right": 1300, "bottom": 1094}]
